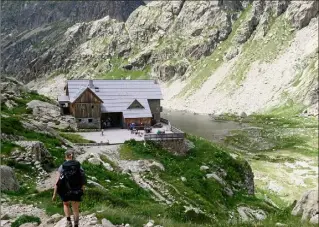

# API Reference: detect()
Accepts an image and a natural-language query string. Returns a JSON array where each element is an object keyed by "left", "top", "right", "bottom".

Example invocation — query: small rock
[
  {"left": 275, "top": 223, "right": 287, "bottom": 227},
  {"left": 181, "top": 177, "right": 187, "bottom": 182},
  {"left": 125, "top": 224, "right": 130, "bottom": 227},
  {"left": 200, "top": 165, "right": 209, "bottom": 171}
]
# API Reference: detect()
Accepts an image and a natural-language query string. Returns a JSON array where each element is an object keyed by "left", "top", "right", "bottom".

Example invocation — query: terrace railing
[
  {"left": 144, "top": 132, "right": 184, "bottom": 141},
  {"left": 144, "top": 118, "right": 185, "bottom": 141}
]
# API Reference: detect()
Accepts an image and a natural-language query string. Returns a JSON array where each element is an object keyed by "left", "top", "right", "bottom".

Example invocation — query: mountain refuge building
[{"left": 58, "top": 79, "right": 163, "bottom": 129}]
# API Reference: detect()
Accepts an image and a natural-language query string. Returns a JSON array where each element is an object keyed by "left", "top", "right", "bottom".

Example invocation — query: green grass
[
  {"left": 177, "top": 4, "right": 253, "bottom": 97},
  {"left": 1, "top": 116, "right": 65, "bottom": 168},
  {"left": 59, "top": 132, "right": 94, "bottom": 143},
  {"left": 11, "top": 215, "right": 41, "bottom": 227},
  {"left": 97, "top": 57, "right": 151, "bottom": 80},
  {"left": 120, "top": 138, "right": 273, "bottom": 219},
  {"left": 1, "top": 141, "right": 20, "bottom": 156}
]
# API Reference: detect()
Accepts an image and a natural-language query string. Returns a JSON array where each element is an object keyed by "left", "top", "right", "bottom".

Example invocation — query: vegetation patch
[
  {"left": 121, "top": 137, "right": 273, "bottom": 223},
  {"left": 1, "top": 91, "right": 53, "bottom": 115},
  {"left": 11, "top": 215, "right": 41, "bottom": 227},
  {"left": 97, "top": 57, "right": 151, "bottom": 80},
  {"left": 1, "top": 141, "right": 20, "bottom": 156}
]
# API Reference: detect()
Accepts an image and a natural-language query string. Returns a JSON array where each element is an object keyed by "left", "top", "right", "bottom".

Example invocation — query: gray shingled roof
[{"left": 66, "top": 80, "right": 162, "bottom": 118}]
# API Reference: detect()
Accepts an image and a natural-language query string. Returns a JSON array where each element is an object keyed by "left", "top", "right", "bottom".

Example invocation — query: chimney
[{"left": 88, "top": 79, "right": 94, "bottom": 89}]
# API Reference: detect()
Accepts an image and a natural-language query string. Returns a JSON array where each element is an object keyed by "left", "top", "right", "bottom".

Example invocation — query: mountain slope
[
  {"left": 1, "top": 0, "right": 318, "bottom": 116},
  {"left": 0, "top": 0, "right": 144, "bottom": 81}
]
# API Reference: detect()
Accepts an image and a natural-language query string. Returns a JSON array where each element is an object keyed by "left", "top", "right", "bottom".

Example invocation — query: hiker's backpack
[{"left": 57, "top": 160, "right": 86, "bottom": 196}]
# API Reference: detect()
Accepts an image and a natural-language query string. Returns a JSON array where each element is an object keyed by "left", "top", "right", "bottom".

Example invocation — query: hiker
[
  {"left": 52, "top": 150, "right": 86, "bottom": 227},
  {"left": 101, "top": 128, "right": 104, "bottom": 136}
]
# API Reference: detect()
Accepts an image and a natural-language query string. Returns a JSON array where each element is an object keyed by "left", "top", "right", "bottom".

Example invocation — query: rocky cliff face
[
  {"left": 0, "top": 0, "right": 144, "bottom": 81},
  {"left": 1, "top": 0, "right": 318, "bottom": 116}
]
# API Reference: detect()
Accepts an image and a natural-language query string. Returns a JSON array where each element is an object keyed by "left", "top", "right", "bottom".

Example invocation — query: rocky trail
[{"left": 1, "top": 144, "right": 165, "bottom": 227}]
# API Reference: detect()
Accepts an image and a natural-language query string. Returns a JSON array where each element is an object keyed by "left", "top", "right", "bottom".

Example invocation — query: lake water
[{"left": 162, "top": 110, "right": 246, "bottom": 141}]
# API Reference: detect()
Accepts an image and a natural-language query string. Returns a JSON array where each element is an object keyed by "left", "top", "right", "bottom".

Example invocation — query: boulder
[
  {"left": 291, "top": 190, "right": 318, "bottom": 222},
  {"left": 88, "top": 158, "right": 101, "bottom": 165},
  {"left": 0, "top": 166, "right": 19, "bottom": 191},
  {"left": 27, "top": 100, "right": 60, "bottom": 119},
  {"left": 102, "top": 162, "right": 114, "bottom": 171},
  {"left": 206, "top": 173, "right": 225, "bottom": 185},
  {"left": 14, "top": 141, "right": 53, "bottom": 164},
  {"left": 101, "top": 218, "right": 115, "bottom": 227},
  {"left": 225, "top": 47, "right": 239, "bottom": 61},
  {"left": 286, "top": 1, "right": 319, "bottom": 29},
  {"left": 237, "top": 206, "right": 267, "bottom": 222},
  {"left": 240, "top": 112, "right": 248, "bottom": 118}
]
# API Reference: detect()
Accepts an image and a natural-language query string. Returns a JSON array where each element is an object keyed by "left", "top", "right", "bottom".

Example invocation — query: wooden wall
[
  {"left": 71, "top": 89, "right": 102, "bottom": 118},
  {"left": 73, "top": 103, "right": 101, "bottom": 118}
]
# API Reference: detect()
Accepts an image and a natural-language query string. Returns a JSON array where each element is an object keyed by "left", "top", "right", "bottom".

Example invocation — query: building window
[
  {"left": 78, "top": 119, "right": 82, "bottom": 122},
  {"left": 88, "top": 119, "right": 93, "bottom": 123},
  {"left": 91, "top": 105, "right": 94, "bottom": 109}
]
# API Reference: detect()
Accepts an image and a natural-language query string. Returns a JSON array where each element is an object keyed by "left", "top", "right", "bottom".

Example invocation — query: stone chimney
[{"left": 88, "top": 79, "right": 94, "bottom": 89}]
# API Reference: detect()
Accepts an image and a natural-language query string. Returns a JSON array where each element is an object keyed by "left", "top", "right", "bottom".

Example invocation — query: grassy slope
[
  {"left": 222, "top": 112, "right": 318, "bottom": 208},
  {"left": 96, "top": 58, "right": 151, "bottom": 80}
]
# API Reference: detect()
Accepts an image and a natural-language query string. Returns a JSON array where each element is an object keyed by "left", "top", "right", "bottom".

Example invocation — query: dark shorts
[{"left": 59, "top": 190, "right": 83, "bottom": 202}]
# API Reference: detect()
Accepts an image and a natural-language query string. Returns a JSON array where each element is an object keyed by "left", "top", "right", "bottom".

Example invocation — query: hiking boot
[{"left": 66, "top": 220, "right": 73, "bottom": 227}]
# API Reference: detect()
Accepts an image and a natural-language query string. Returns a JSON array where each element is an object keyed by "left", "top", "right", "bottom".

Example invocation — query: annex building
[{"left": 58, "top": 79, "right": 163, "bottom": 129}]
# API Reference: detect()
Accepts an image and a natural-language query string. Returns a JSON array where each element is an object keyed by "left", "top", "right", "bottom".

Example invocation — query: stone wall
[
  {"left": 76, "top": 118, "right": 100, "bottom": 129},
  {"left": 148, "top": 99, "right": 161, "bottom": 123},
  {"left": 152, "top": 139, "right": 187, "bottom": 155}
]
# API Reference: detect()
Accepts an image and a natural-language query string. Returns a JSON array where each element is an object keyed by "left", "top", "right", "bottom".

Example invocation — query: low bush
[{"left": 11, "top": 215, "right": 41, "bottom": 227}]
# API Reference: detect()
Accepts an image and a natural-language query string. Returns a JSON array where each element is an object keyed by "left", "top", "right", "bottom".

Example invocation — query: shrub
[{"left": 11, "top": 215, "right": 41, "bottom": 227}]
